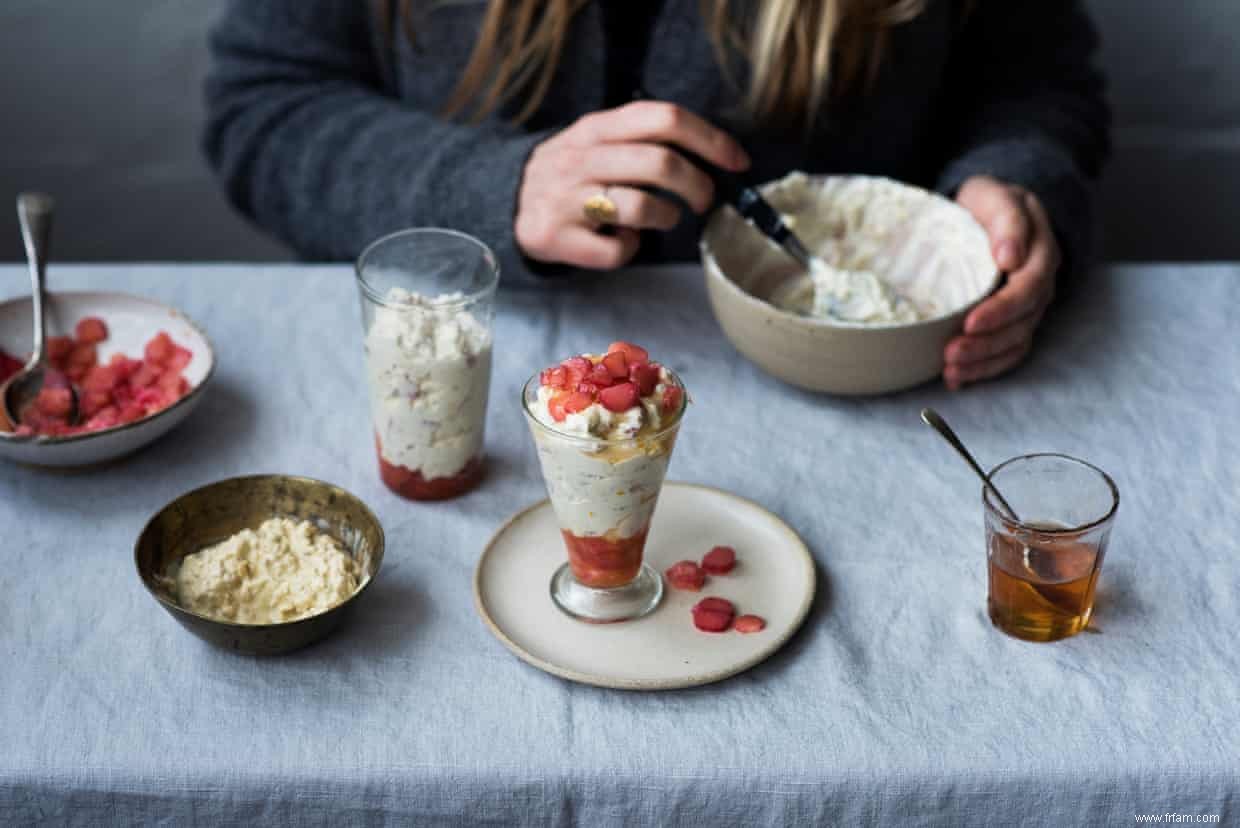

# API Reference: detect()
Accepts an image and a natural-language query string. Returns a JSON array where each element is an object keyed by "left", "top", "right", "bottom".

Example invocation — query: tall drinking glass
[
  {"left": 521, "top": 370, "right": 687, "bottom": 623},
  {"left": 984, "top": 453, "right": 1119, "bottom": 641},
  {"left": 356, "top": 229, "right": 498, "bottom": 501}
]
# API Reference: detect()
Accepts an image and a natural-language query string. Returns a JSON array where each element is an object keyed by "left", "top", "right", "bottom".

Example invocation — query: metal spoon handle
[
  {"left": 17, "top": 193, "right": 54, "bottom": 367},
  {"left": 920, "top": 407, "right": 1021, "bottom": 522}
]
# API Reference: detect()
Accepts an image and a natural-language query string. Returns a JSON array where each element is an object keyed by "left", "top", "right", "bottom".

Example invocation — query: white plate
[
  {"left": 0, "top": 291, "right": 214, "bottom": 467},
  {"left": 474, "top": 482, "right": 816, "bottom": 690}
]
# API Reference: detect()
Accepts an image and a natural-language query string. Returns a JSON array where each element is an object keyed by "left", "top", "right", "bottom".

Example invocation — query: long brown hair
[{"left": 384, "top": 0, "right": 928, "bottom": 125}]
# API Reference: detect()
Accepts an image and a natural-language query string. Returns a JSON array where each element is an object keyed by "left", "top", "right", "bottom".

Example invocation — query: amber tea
[
  {"left": 982, "top": 453, "right": 1118, "bottom": 643},
  {"left": 987, "top": 523, "right": 1104, "bottom": 641}
]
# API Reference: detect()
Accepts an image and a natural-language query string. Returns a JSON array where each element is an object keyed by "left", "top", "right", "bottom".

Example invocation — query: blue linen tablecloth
[{"left": 1, "top": 263, "right": 1237, "bottom": 826}]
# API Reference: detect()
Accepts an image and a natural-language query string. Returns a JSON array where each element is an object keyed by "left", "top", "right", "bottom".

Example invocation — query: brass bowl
[{"left": 135, "top": 474, "right": 385, "bottom": 656}]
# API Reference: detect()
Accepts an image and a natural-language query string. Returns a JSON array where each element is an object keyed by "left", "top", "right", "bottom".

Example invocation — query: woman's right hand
[{"left": 514, "top": 101, "right": 750, "bottom": 269}]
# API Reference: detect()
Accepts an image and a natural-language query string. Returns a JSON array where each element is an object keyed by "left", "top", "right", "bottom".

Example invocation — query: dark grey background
[{"left": 1, "top": 0, "right": 1235, "bottom": 263}]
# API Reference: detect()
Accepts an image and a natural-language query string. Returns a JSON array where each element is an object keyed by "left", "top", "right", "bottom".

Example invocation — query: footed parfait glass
[{"left": 521, "top": 370, "right": 687, "bottom": 623}]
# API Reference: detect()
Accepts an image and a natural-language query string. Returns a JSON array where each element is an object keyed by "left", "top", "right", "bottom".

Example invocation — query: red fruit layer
[
  {"left": 375, "top": 434, "right": 483, "bottom": 501},
  {"left": 561, "top": 525, "right": 650, "bottom": 589}
]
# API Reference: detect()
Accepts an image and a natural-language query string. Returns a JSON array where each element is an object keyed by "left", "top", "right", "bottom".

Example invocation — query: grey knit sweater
[{"left": 203, "top": 0, "right": 1109, "bottom": 285}]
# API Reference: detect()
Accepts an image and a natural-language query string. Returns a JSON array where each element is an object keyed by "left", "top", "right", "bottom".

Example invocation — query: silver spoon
[
  {"left": 2, "top": 193, "right": 78, "bottom": 429},
  {"left": 920, "top": 407, "right": 1020, "bottom": 522}
]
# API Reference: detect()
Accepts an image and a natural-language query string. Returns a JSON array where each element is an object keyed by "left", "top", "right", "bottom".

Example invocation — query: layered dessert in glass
[
  {"left": 356, "top": 229, "right": 498, "bottom": 500},
  {"left": 522, "top": 342, "right": 687, "bottom": 622}
]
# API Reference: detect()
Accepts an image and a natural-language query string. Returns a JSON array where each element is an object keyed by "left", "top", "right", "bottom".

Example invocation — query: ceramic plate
[
  {"left": 475, "top": 482, "right": 816, "bottom": 690},
  {"left": 0, "top": 291, "right": 214, "bottom": 467}
]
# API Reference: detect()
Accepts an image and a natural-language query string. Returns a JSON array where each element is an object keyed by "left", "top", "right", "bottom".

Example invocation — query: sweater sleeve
[
  {"left": 934, "top": 0, "right": 1111, "bottom": 278},
  {"left": 202, "top": 0, "right": 551, "bottom": 283}
]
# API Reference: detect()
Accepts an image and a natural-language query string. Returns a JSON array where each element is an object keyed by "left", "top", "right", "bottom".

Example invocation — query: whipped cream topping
[
  {"left": 767, "top": 171, "right": 928, "bottom": 324},
  {"left": 364, "top": 287, "right": 492, "bottom": 479}
]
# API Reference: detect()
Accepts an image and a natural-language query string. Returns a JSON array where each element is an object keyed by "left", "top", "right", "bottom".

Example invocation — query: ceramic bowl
[
  {"left": 135, "top": 475, "right": 385, "bottom": 656},
  {"left": 701, "top": 175, "right": 1000, "bottom": 395},
  {"left": 0, "top": 291, "right": 214, "bottom": 466}
]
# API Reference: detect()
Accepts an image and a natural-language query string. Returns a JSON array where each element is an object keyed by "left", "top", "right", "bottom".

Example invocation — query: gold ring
[{"left": 583, "top": 189, "right": 619, "bottom": 225}]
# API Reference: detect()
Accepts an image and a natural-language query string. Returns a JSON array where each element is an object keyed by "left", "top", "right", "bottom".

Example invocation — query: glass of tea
[{"left": 984, "top": 453, "right": 1119, "bottom": 642}]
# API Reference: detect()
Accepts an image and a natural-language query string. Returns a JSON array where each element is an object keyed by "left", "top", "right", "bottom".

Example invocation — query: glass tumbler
[
  {"left": 356, "top": 228, "right": 499, "bottom": 501},
  {"left": 984, "top": 453, "right": 1119, "bottom": 642},
  {"left": 521, "top": 370, "right": 687, "bottom": 623}
]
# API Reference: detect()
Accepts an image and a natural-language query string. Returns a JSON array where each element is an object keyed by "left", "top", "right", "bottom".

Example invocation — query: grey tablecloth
[{"left": 1, "top": 264, "right": 1237, "bottom": 826}]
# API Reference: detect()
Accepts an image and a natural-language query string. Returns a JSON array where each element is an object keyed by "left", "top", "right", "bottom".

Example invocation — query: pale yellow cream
[{"left": 176, "top": 517, "right": 361, "bottom": 624}]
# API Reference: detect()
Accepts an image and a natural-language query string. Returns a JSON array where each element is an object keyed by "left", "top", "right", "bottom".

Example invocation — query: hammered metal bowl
[{"left": 135, "top": 475, "right": 385, "bottom": 655}]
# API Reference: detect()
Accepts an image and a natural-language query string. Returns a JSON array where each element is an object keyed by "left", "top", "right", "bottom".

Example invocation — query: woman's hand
[
  {"left": 515, "top": 101, "right": 750, "bottom": 269},
  {"left": 946, "top": 176, "right": 1061, "bottom": 390}
]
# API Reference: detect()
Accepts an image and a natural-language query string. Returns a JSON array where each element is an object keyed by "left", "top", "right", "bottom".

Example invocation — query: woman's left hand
[{"left": 946, "top": 176, "right": 1061, "bottom": 390}]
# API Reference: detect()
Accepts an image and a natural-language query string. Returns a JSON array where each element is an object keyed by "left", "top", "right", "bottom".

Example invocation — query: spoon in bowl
[
  {"left": 920, "top": 407, "right": 1019, "bottom": 522},
  {"left": 2, "top": 193, "right": 78, "bottom": 430}
]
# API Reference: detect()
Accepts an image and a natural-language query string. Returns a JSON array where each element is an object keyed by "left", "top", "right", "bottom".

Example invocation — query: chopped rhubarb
[
  {"left": 167, "top": 345, "right": 193, "bottom": 372},
  {"left": 84, "top": 406, "right": 121, "bottom": 431},
  {"left": 35, "top": 387, "right": 74, "bottom": 418},
  {"left": 735, "top": 615, "right": 766, "bottom": 634},
  {"left": 662, "top": 384, "right": 684, "bottom": 414},
  {"left": 601, "top": 350, "right": 628, "bottom": 379},
  {"left": 691, "top": 597, "right": 735, "bottom": 633},
  {"left": 79, "top": 389, "right": 112, "bottom": 418},
  {"left": 665, "top": 560, "right": 706, "bottom": 591},
  {"left": 129, "top": 363, "right": 161, "bottom": 389},
  {"left": 547, "top": 391, "right": 571, "bottom": 422},
  {"left": 42, "top": 370, "right": 71, "bottom": 390},
  {"left": 135, "top": 386, "right": 173, "bottom": 413},
  {"left": 702, "top": 545, "right": 736, "bottom": 574},
  {"left": 144, "top": 331, "right": 175, "bottom": 365},
  {"left": 588, "top": 363, "right": 615, "bottom": 387},
  {"left": 74, "top": 317, "right": 108, "bottom": 345},
  {"left": 11, "top": 323, "right": 193, "bottom": 437},
  {"left": 66, "top": 343, "right": 97, "bottom": 371},
  {"left": 108, "top": 353, "right": 140, "bottom": 380},
  {"left": 607, "top": 341, "right": 649, "bottom": 365},
  {"left": 46, "top": 336, "right": 73, "bottom": 365},
  {"left": 563, "top": 390, "right": 594, "bottom": 414},
  {"left": 81, "top": 364, "right": 118, "bottom": 393},
  {"left": 562, "top": 355, "right": 592, "bottom": 385},
  {"left": 540, "top": 365, "right": 569, "bottom": 389},
  {"left": 629, "top": 362, "right": 660, "bottom": 396},
  {"left": 598, "top": 381, "right": 639, "bottom": 413}
]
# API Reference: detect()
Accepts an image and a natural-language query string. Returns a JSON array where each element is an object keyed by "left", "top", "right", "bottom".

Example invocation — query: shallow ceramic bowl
[
  {"left": 135, "top": 475, "right": 385, "bottom": 656},
  {"left": 701, "top": 175, "right": 1000, "bottom": 395},
  {"left": 0, "top": 291, "right": 214, "bottom": 466}
]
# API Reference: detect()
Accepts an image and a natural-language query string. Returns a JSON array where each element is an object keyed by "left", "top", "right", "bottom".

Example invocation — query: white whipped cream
[
  {"left": 364, "top": 287, "right": 492, "bottom": 480},
  {"left": 776, "top": 257, "right": 921, "bottom": 324},
  {"left": 768, "top": 171, "right": 928, "bottom": 324},
  {"left": 526, "top": 362, "right": 680, "bottom": 538},
  {"left": 176, "top": 517, "right": 362, "bottom": 624}
]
